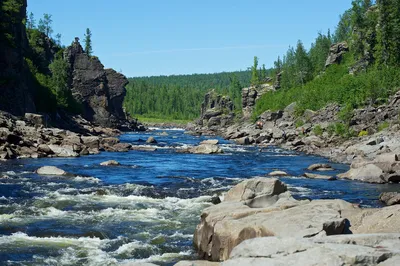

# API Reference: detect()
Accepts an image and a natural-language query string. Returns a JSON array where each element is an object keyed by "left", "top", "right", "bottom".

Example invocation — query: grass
[
  {"left": 252, "top": 53, "right": 400, "bottom": 120},
  {"left": 134, "top": 115, "right": 191, "bottom": 125}
]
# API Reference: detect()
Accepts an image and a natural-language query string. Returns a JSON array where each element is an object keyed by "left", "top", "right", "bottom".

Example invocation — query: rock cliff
[
  {"left": 196, "top": 90, "right": 235, "bottom": 129},
  {"left": 242, "top": 83, "right": 274, "bottom": 119},
  {"left": 64, "top": 39, "right": 130, "bottom": 128},
  {"left": 0, "top": 0, "right": 36, "bottom": 115}
]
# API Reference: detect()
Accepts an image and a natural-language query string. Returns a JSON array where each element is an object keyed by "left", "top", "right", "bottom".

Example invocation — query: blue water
[{"left": 0, "top": 129, "right": 398, "bottom": 265}]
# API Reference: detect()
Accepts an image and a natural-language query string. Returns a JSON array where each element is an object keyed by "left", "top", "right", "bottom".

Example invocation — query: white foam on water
[
  {"left": 113, "top": 240, "right": 156, "bottom": 256},
  {"left": 73, "top": 176, "right": 101, "bottom": 183},
  {"left": 123, "top": 249, "right": 193, "bottom": 264}
]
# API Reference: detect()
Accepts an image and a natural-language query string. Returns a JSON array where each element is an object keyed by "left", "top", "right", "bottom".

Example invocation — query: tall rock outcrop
[
  {"left": 242, "top": 83, "right": 274, "bottom": 119},
  {"left": 325, "top": 42, "right": 349, "bottom": 68},
  {"left": 0, "top": 0, "right": 36, "bottom": 115},
  {"left": 197, "top": 90, "right": 234, "bottom": 129},
  {"left": 63, "top": 39, "right": 129, "bottom": 128}
]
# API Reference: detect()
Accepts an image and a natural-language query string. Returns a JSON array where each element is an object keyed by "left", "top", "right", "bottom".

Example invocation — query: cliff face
[
  {"left": 197, "top": 90, "right": 235, "bottom": 129},
  {"left": 0, "top": 0, "right": 36, "bottom": 115},
  {"left": 64, "top": 40, "right": 129, "bottom": 127}
]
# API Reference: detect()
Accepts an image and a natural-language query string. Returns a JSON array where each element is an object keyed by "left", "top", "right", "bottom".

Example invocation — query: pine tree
[
  {"left": 38, "top": 13, "right": 53, "bottom": 37},
  {"left": 84, "top": 28, "right": 93, "bottom": 56},
  {"left": 295, "top": 40, "right": 312, "bottom": 86},
  {"left": 55, "top": 33, "right": 62, "bottom": 46},
  {"left": 250, "top": 56, "right": 260, "bottom": 86},
  {"left": 26, "top": 12, "right": 35, "bottom": 29}
]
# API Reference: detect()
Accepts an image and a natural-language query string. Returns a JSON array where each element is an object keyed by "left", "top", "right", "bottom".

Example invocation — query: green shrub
[
  {"left": 378, "top": 121, "right": 390, "bottom": 132},
  {"left": 295, "top": 119, "right": 305, "bottom": 128},
  {"left": 358, "top": 130, "right": 368, "bottom": 137},
  {"left": 313, "top": 125, "right": 323, "bottom": 136}
]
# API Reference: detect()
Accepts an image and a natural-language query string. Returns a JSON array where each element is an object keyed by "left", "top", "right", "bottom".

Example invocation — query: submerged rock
[
  {"left": 146, "top": 136, "right": 157, "bottom": 144},
  {"left": 100, "top": 160, "right": 120, "bottom": 166},
  {"left": 307, "top": 163, "right": 333, "bottom": 171},
  {"left": 303, "top": 173, "right": 336, "bottom": 181},
  {"left": 200, "top": 139, "right": 219, "bottom": 145},
  {"left": 36, "top": 166, "right": 66, "bottom": 176},
  {"left": 268, "top": 170, "right": 289, "bottom": 177}
]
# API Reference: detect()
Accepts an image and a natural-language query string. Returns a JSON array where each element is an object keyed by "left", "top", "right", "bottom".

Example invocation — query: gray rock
[
  {"left": 268, "top": 171, "right": 289, "bottom": 177},
  {"left": 81, "top": 136, "right": 100, "bottom": 149},
  {"left": 235, "top": 137, "right": 250, "bottom": 145},
  {"left": 200, "top": 139, "right": 219, "bottom": 145},
  {"left": 131, "top": 146, "right": 157, "bottom": 152},
  {"left": 338, "top": 164, "right": 385, "bottom": 184},
  {"left": 303, "top": 173, "right": 336, "bottom": 181},
  {"left": 379, "top": 192, "right": 400, "bottom": 206},
  {"left": 325, "top": 42, "right": 349, "bottom": 68},
  {"left": 226, "top": 234, "right": 400, "bottom": 266},
  {"left": 189, "top": 144, "right": 223, "bottom": 155},
  {"left": 174, "top": 261, "right": 220, "bottom": 266},
  {"left": 146, "top": 136, "right": 157, "bottom": 144},
  {"left": 36, "top": 166, "right": 66, "bottom": 176},
  {"left": 24, "top": 113, "right": 45, "bottom": 127},
  {"left": 307, "top": 163, "right": 333, "bottom": 171},
  {"left": 100, "top": 160, "right": 120, "bottom": 166},
  {"left": 48, "top": 145, "right": 79, "bottom": 157},
  {"left": 112, "top": 143, "right": 132, "bottom": 152}
]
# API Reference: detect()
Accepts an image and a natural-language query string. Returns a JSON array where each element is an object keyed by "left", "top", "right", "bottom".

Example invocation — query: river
[{"left": 0, "top": 129, "right": 397, "bottom": 265}]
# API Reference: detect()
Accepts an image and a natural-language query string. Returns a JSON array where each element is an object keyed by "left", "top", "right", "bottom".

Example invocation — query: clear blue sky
[{"left": 27, "top": 0, "right": 351, "bottom": 77}]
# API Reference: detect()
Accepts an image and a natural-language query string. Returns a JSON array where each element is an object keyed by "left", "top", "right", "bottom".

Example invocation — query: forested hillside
[
  {"left": 124, "top": 71, "right": 253, "bottom": 121},
  {"left": 254, "top": 0, "right": 400, "bottom": 119}
]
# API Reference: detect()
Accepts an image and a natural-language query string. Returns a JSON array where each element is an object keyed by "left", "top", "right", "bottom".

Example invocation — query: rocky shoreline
[
  {"left": 188, "top": 90, "right": 400, "bottom": 185},
  {"left": 0, "top": 111, "right": 145, "bottom": 161}
]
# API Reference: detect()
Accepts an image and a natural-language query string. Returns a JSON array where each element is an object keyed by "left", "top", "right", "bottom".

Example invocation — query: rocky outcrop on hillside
[
  {"left": 242, "top": 83, "right": 274, "bottom": 119},
  {"left": 0, "top": 0, "right": 36, "bottom": 116},
  {"left": 63, "top": 39, "right": 133, "bottom": 129},
  {"left": 325, "top": 42, "right": 349, "bottom": 68},
  {"left": 196, "top": 90, "right": 235, "bottom": 129},
  {"left": 192, "top": 178, "right": 400, "bottom": 264},
  {"left": 191, "top": 89, "right": 400, "bottom": 184}
]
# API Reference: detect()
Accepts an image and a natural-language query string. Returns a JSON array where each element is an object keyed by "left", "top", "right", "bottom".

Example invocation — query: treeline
[
  {"left": 124, "top": 71, "right": 253, "bottom": 121},
  {"left": 254, "top": 0, "right": 400, "bottom": 119}
]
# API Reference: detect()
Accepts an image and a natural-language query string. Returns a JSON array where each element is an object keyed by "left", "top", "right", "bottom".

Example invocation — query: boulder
[
  {"left": 235, "top": 137, "right": 250, "bottom": 145},
  {"left": 146, "top": 136, "right": 157, "bottom": 144},
  {"left": 189, "top": 144, "right": 223, "bottom": 155},
  {"left": 303, "top": 173, "right": 336, "bottom": 181},
  {"left": 200, "top": 139, "right": 219, "bottom": 145},
  {"left": 337, "top": 164, "right": 385, "bottom": 184},
  {"left": 101, "top": 137, "right": 120, "bottom": 146},
  {"left": 224, "top": 178, "right": 287, "bottom": 207},
  {"left": 131, "top": 146, "right": 157, "bottom": 152},
  {"left": 36, "top": 166, "right": 66, "bottom": 176},
  {"left": 81, "top": 136, "right": 100, "bottom": 149},
  {"left": 379, "top": 192, "right": 400, "bottom": 206},
  {"left": 24, "top": 113, "right": 45, "bottom": 127},
  {"left": 112, "top": 142, "right": 132, "bottom": 152},
  {"left": 100, "top": 160, "right": 120, "bottom": 166},
  {"left": 307, "top": 163, "right": 333, "bottom": 171},
  {"left": 268, "top": 171, "right": 289, "bottom": 177},
  {"left": 193, "top": 178, "right": 359, "bottom": 261},
  {"left": 48, "top": 145, "right": 79, "bottom": 157},
  {"left": 226, "top": 234, "right": 400, "bottom": 266}
]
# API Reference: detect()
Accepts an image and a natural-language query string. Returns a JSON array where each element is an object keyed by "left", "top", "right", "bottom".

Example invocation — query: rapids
[{"left": 0, "top": 129, "right": 398, "bottom": 265}]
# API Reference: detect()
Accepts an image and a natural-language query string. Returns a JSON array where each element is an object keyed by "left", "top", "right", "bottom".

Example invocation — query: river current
[{"left": 0, "top": 129, "right": 398, "bottom": 265}]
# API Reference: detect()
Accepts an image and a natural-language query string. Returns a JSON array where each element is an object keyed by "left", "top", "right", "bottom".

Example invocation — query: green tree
[
  {"left": 84, "top": 28, "right": 93, "bottom": 56},
  {"left": 294, "top": 40, "right": 312, "bottom": 86},
  {"left": 250, "top": 56, "right": 260, "bottom": 86},
  {"left": 37, "top": 13, "right": 53, "bottom": 37},
  {"left": 334, "top": 9, "right": 352, "bottom": 42},
  {"left": 49, "top": 57, "right": 69, "bottom": 108},
  {"left": 309, "top": 32, "right": 332, "bottom": 76},
  {"left": 26, "top": 12, "right": 35, "bottom": 29},
  {"left": 55, "top": 33, "right": 62, "bottom": 46}
]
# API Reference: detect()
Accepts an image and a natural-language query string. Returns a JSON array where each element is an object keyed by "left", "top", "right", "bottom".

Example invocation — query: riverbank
[
  {"left": 190, "top": 90, "right": 400, "bottom": 185},
  {"left": 0, "top": 111, "right": 145, "bottom": 161}
]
